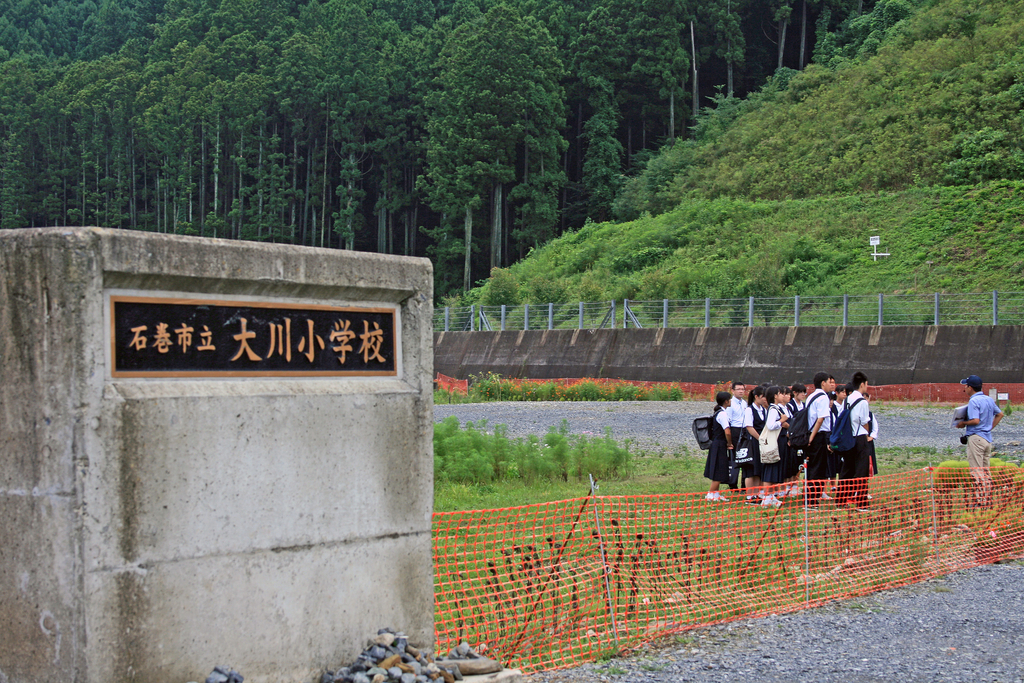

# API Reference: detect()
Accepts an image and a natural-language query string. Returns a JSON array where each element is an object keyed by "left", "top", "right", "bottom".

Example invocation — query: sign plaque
[{"left": 110, "top": 295, "right": 398, "bottom": 378}]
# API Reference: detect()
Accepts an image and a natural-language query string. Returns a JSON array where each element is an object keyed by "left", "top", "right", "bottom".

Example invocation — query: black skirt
[
  {"left": 704, "top": 437, "right": 731, "bottom": 483},
  {"left": 761, "top": 428, "right": 786, "bottom": 484}
]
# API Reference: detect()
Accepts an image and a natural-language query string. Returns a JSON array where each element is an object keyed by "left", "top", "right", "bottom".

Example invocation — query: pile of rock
[{"left": 322, "top": 629, "right": 520, "bottom": 683}]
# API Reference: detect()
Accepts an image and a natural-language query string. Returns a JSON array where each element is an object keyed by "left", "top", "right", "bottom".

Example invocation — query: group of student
[{"left": 703, "top": 372, "right": 879, "bottom": 509}]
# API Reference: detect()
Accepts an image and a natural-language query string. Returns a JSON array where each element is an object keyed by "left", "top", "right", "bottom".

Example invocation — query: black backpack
[
  {"left": 830, "top": 397, "right": 866, "bottom": 452},
  {"left": 692, "top": 408, "right": 718, "bottom": 451},
  {"left": 787, "top": 392, "right": 827, "bottom": 448}
]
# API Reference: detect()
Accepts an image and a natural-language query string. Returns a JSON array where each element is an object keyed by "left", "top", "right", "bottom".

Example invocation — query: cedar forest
[{"left": 0, "top": 0, "right": 1019, "bottom": 300}]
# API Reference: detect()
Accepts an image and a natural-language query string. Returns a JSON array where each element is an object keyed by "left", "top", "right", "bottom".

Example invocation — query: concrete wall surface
[
  {"left": 0, "top": 228, "right": 434, "bottom": 683},
  {"left": 433, "top": 324, "right": 1024, "bottom": 385}
]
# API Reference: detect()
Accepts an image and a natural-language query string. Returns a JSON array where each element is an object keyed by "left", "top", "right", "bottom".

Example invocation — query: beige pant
[{"left": 966, "top": 434, "right": 993, "bottom": 505}]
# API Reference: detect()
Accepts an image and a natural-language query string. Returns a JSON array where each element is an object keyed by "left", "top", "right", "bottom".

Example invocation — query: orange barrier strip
[
  {"left": 432, "top": 468, "right": 1024, "bottom": 673},
  {"left": 435, "top": 376, "right": 1024, "bottom": 403}
]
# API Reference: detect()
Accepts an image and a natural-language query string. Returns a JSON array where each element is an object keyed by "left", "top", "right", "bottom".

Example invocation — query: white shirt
[
  {"left": 846, "top": 390, "right": 871, "bottom": 436},
  {"left": 764, "top": 404, "right": 786, "bottom": 432},
  {"left": 715, "top": 408, "right": 731, "bottom": 432},
  {"left": 806, "top": 389, "right": 832, "bottom": 432},
  {"left": 869, "top": 411, "right": 879, "bottom": 439},
  {"left": 743, "top": 404, "right": 767, "bottom": 429},
  {"left": 727, "top": 396, "right": 748, "bottom": 427}
]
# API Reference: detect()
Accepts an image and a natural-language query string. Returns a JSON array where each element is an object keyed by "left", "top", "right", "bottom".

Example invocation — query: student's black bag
[
  {"left": 787, "top": 392, "right": 828, "bottom": 448},
  {"left": 830, "top": 397, "right": 866, "bottom": 452},
  {"left": 692, "top": 414, "right": 714, "bottom": 451}
]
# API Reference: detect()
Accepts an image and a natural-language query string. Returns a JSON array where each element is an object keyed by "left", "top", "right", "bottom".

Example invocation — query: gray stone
[
  {"left": 389, "top": 667, "right": 404, "bottom": 679},
  {"left": 400, "top": 674, "right": 416, "bottom": 683}
]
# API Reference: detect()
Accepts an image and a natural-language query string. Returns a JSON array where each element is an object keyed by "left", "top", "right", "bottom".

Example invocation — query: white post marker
[{"left": 870, "top": 235, "right": 890, "bottom": 261}]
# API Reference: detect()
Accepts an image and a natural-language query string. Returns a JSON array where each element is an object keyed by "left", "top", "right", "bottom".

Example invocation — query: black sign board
[{"left": 110, "top": 296, "right": 398, "bottom": 378}]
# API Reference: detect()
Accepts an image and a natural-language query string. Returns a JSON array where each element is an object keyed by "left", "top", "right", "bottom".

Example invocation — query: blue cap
[{"left": 960, "top": 375, "right": 982, "bottom": 389}]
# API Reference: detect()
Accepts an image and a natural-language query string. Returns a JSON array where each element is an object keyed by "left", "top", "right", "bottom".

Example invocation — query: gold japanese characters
[{"left": 111, "top": 296, "right": 397, "bottom": 378}]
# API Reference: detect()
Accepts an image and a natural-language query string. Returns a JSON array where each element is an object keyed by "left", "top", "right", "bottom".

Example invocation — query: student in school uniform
[
  {"left": 704, "top": 391, "right": 735, "bottom": 501},
  {"left": 867, "top": 405, "right": 879, "bottom": 476},
  {"left": 836, "top": 372, "right": 872, "bottom": 510},
  {"left": 778, "top": 386, "right": 802, "bottom": 494},
  {"left": 759, "top": 385, "right": 789, "bottom": 507},
  {"left": 741, "top": 385, "right": 769, "bottom": 503},
  {"left": 805, "top": 372, "right": 837, "bottom": 505},
  {"left": 725, "top": 381, "right": 747, "bottom": 489},
  {"left": 784, "top": 384, "right": 807, "bottom": 492}
]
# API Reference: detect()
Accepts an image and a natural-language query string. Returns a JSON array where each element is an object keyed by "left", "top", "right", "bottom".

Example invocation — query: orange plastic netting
[{"left": 432, "top": 468, "right": 1024, "bottom": 672}]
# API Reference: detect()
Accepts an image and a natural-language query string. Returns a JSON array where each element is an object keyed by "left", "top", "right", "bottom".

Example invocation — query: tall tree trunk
[
  {"left": 778, "top": 17, "right": 789, "bottom": 70},
  {"left": 691, "top": 20, "right": 699, "bottom": 119},
  {"left": 378, "top": 183, "right": 388, "bottom": 253},
  {"left": 799, "top": 0, "right": 808, "bottom": 68},
  {"left": 321, "top": 118, "right": 329, "bottom": 248},
  {"left": 491, "top": 181, "right": 502, "bottom": 269},
  {"left": 669, "top": 92, "right": 675, "bottom": 143},
  {"left": 345, "top": 151, "right": 355, "bottom": 250},
  {"left": 727, "top": 38, "right": 734, "bottom": 97},
  {"left": 302, "top": 139, "right": 312, "bottom": 246},
  {"left": 463, "top": 205, "right": 473, "bottom": 291},
  {"left": 291, "top": 137, "right": 298, "bottom": 242}
]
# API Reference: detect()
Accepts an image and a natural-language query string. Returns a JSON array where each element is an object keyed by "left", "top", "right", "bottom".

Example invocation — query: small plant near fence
[
  {"left": 467, "top": 373, "right": 692, "bottom": 403},
  {"left": 433, "top": 416, "right": 633, "bottom": 485}
]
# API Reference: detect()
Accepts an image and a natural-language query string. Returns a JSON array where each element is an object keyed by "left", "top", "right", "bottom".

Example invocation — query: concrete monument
[{"left": 0, "top": 228, "right": 434, "bottom": 682}]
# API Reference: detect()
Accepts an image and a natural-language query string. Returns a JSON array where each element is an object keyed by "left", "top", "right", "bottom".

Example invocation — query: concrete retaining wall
[
  {"left": 0, "top": 228, "right": 434, "bottom": 683},
  {"left": 434, "top": 325, "right": 1024, "bottom": 385}
]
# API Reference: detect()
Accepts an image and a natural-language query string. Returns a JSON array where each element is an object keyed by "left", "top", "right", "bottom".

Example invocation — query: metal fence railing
[{"left": 434, "top": 291, "right": 1024, "bottom": 331}]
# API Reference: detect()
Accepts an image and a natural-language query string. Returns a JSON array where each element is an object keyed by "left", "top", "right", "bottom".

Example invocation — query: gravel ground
[
  {"left": 433, "top": 401, "right": 1024, "bottom": 461},
  {"left": 524, "top": 561, "right": 1024, "bottom": 683}
]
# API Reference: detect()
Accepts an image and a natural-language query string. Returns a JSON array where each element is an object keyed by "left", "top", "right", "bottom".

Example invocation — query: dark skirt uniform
[
  {"left": 704, "top": 409, "right": 731, "bottom": 483},
  {"left": 761, "top": 409, "right": 787, "bottom": 485}
]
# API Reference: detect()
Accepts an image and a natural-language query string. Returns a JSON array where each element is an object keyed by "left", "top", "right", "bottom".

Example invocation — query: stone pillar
[{"left": 0, "top": 228, "right": 434, "bottom": 683}]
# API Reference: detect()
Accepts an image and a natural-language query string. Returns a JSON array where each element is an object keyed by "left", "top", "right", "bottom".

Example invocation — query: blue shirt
[{"left": 966, "top": 392, "right": 1002, "bottom": 443}]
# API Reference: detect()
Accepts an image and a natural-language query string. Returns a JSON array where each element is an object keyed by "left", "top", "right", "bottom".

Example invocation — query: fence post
[
  {"left": 524, "top": 304, "right": 529, "bottom": 331},
  {"left": 623, "top": 299, "right": 629, "bottom": 328},
  {"left": 444, "top": 306, "right": 450, "bottom": 332},
  {"left": 877, "top": 294, "right": 883, "bottom": 326},
  {"left": 748, "top": 296, "right": 754, "bottom": 327},
  {"left": 993, "top": 290, "right": 999, "bottom": 325},
  {"left": 501, "top": 304, "right": 506, "bottom": 331},
  {"left": 548, "top": 302, "right": 554, "bottom": 330},
  {"left": 611, "top": 300, "right": 616, "bottom": 328},
  {"left": 794, "top": 295, "right": 800, "bottom": 327},
  {"left": 579, "top": 301, "right": 584, "bottom": 330},
  {"left": 590, "top": 474, "right": 619, "bottom": 645},
  {"left": 705, "top": 298, "right": 711, "bottom": 328},
  {"left": 929, "top": 467, "right": 939, "bottom": 567},
  {"left": 663, "top": 299, "right": 669, "bottom": 328},
  {"left": 934, "top": 292, "right": 940, "bottom": 326},
  {"left": 843, "top": 294, "right": 849, "bottom": 327}
]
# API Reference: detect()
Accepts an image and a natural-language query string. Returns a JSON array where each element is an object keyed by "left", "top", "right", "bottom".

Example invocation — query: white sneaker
[
  {"left": 706, "top": 492, "right": 729, "bottom": 501},
  {"left": 787, "top": 486, "right": 803, "bottom": 497},
  {"left": 820, "top": 493, "right": 833, "bottom": 500},
  {"left": 761, "top": 495, "right": 782, "bottom": 508}
]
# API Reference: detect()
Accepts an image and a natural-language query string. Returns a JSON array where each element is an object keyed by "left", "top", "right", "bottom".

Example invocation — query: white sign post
[{"left": 870, "top": 235, "right": 889, "bottom": 261}]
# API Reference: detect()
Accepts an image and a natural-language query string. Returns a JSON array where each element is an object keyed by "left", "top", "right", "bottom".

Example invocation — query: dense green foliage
[
  {"left": 0, "top": 0, "right": 883, "bottom": 300},
  {"left": 433, "top": 416, "right": 632, "bottom": 484},
  {"left": 464, "top": 181, "right": 1024, "bottom": 305},
  {"left": 618, "top": 0, "right": 1024, "bottom": 215}
]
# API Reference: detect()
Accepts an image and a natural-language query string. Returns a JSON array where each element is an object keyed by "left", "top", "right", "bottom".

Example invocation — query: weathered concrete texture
[
  {"left": 433, "top": 325, "right": 1024, "bottom": 385},
  {"left": 0, "top": 228, "right": 434, "bottom": 683}
]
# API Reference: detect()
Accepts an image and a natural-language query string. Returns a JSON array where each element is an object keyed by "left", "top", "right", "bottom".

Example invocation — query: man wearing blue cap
[{"left": 955, "top": 374, "right": 1003, "bottom": 507}]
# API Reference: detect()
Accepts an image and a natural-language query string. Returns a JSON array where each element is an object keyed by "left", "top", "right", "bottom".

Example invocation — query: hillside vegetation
[
  {"left": 467, "top": 182, "right": 1024, "bottom": 305},
  {"left": 459, "top": 0, "right": 1024, "bottom": 305}
]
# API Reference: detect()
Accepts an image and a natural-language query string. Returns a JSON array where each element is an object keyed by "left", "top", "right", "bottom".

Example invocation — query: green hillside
[
  {"left": 456, "top": 0, "right": 1024, "bottom": 306},
  {"left": 464, "top": 181, "right": 1024, "bottom": 306}
]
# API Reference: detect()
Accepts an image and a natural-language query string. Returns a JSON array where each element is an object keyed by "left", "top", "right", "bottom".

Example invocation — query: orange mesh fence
[
  {"left": 436, "top": 372, "right": 469, "bottom": 394},
  {"left": 432, "top": 468, "right": 1024, "bottom": 672}
]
